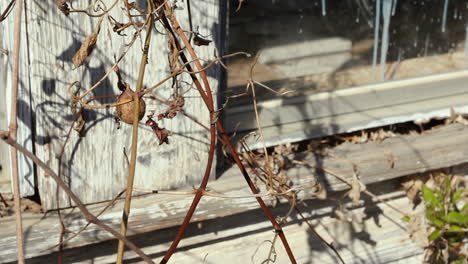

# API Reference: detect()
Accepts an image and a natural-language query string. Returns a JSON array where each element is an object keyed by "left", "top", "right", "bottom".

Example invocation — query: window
[{"left": 224, "top": 0, "right": 468, "bottom": 148}]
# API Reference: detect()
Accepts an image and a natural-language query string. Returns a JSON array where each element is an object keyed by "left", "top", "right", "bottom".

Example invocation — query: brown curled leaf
[
  {"left": 72, "top": 18, "right": 103, "bottom": 68},
  {"left": 193, "top": 35, "right": 212, "bottom": 46},
  {"left": 56, "top": 0, "right": 70, "bottom": 16},
  {"left": 74, "top": 113, "right": 86, "bottom": 137},
  {"left": 145, "top": 116, "right": 170, "bottom": 145},
  {"left": 154, "top": 127, "right": 170, "bottom": 145}
]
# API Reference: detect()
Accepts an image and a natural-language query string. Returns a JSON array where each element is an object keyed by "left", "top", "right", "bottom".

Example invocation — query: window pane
[{"left": 227, "top": 0, "right": 468, "bottom": 98}]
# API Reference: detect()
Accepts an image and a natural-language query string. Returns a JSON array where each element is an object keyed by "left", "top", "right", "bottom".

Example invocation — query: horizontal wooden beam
[
  {"left": 224, "top": 70, "right": 468, "bottom": 149},
  {"left": 1, "top": 123, "right": 467, "bottom": 262},
  {"left": 18, "top": 189, "right": 422, "bottom": 263}
]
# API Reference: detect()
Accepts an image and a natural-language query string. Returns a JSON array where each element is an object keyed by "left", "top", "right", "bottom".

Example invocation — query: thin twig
[
  {"left": 262, "top": 233, "right": 278, "bottom": 264},
  {"left": 116, "top": 2, "right": 154, "bottom": 263},
  {"left": 9, "top": 0, "right": 24, "bottom": 262},
  {"left": 55, "top": 107, "right": 84, "bottom": 263},
  {"left": 248, "top": 55, "right": 275, "bottom": 192},
  {"left": 68, "top": 0, "right": 118, "bottom": 17},
  {"left": 0, "top": 0, "right": 15, "bottom": 22},
  {"left": 186, "top": 0, "right": 194, "bottom": 43},
  {"left": 0, "top": 47, "right": 9, "bottom": 55},
  {"left": 294, "top": 206, "right": 346, "bottom": 264},
  {"left": 44, "top": 189, "right": 126, "bottom": 252},
  {"left": 133, "top": 187, "right": 301, "bottom": 198}
]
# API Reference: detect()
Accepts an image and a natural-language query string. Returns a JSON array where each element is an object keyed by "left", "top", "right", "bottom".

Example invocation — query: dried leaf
[
  {"left": 160, "top": 96, "right": 185, "bottom": 120},
  {"left": 154, "top": 127, "right": 170, "bottom": 145},
  {"left": 348, "top": 177, "right": 361, "bottom": 204},
  {"left": 56, "top": 0, "right": 70, "bottom": 16},
  {"left": 73, "top": 113, "right": 86, "bottom": 137},
  {"left": 407, "top": 214, "right": 429, "bottom": 247},
  {"left": 401, "top": 175, "right": 428, "bottom": 203},
  {"left": 193, "top": 35, "right": 212, "bottom": 46},
  {"left": 114, "top": 65, "right": 127, "bottom": 92},
  {"left": 72, "top": 18, "right": 103, "bottom": 68},
  {"left": 445, "top": 107, "right": 468, "bottom": 125},
  {"left": 108, "top": 16, "right": 127, "bottom": 36},
  {"left": 145, "top": 117, "right": 170, "bottom": 145},
  {"left": 385, "top": 150, "right": 395, "bottom": 169}
]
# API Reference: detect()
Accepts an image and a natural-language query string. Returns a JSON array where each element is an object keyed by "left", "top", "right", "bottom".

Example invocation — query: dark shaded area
[
  {"left": 228, "top": 0, "right": 468, "bottom": 64},
  {"left": 56, "top": 36, "right": 82, "bottom": 63},
  {"left": 41, "top": 79, "right": 56, "bottom": 96}
]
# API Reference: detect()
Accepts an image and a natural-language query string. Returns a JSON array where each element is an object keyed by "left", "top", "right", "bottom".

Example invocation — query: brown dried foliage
[
  {"left": 72, "top": 19, "right": 102, "bottom": 67},
  {"left": 56, "top": 0, "right": 70, "bottom": 16}
]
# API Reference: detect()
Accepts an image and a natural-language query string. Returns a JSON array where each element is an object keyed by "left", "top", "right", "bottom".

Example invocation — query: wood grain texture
[
  {"left": 13, "top": 190, "right": 424, "bottom": 264},
  {"left": 0, "top": 1, "right": 35, "bottom": 196},
  {"left": 0, "top": 122, "right": 466, "bottom": 262},
  {"left": 25, "top": 1, "right": 222, "bottom": 209},
  {"left": 0, "top": 19, "right": 12, "bottom": 193}
]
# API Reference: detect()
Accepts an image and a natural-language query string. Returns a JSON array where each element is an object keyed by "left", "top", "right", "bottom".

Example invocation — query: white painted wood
[
  {"left": 0, "top": 1, "right": 35, "bottom": 196},
  {"left": 0, "top": 20, "right": 12, "bottom": 193},
  {"left": 1, "top": 186, "right": 424, "bottom": 263},
  {"left": 224, "top": 70, "right": 468, "bottom": 149},
  {"left": 26, "top": 1, "right": 223, "bottom": 209}
]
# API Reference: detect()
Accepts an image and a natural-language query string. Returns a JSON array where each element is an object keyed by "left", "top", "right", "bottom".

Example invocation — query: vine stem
[
  {"left": 158, "top": 3, "right": 296, "bottom": 263},
  {"left": 116, "top": 2, "right": 154, "bottom": 263},
  {"left": 9, "top": 0, "right": 25, "bottom": 262}
]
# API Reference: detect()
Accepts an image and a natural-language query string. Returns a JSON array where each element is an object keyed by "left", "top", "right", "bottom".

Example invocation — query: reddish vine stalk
[{"left": 157, "top": 2, "right": 297, "bottom": 263}]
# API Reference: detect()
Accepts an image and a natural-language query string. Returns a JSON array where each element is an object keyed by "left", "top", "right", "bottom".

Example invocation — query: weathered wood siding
[
  {"left": 1, "top": 122, "right": 467, "bottom": 262},
  {"left": 5, "top": 0, "right": 224, "bottom": 209},
  {"left": 0, "top": 1, "right": 35, "bottom": 196}
]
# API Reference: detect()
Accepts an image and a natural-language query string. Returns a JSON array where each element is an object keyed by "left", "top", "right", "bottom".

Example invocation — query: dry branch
[
  {"left": 116, "top": 2, "right": 154, "bottom": 262},
  {"left": 9, "top": 0, "right": 24, "bottom": 262}
]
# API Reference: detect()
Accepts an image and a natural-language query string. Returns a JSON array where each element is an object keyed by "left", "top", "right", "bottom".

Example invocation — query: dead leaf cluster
[
  {"left": 158, "top": 95, "right": 185, "bottom": 120},
  {"left": 145, "top": 115, "right": 170, "bottom": 145},
  {"left": 445, "top": 107, "right": 468, "bottom": 125},
  {"left": 0, "top": 194, "right": 42, "bottom": 217},
  {"left": 340, "top": 129, "right": 396, "bottom": 144},
  {"left": 401, "top": 174, "right": 430, "bottom": 203}
]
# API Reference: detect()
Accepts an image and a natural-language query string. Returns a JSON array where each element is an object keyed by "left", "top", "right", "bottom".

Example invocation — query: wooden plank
[
  {"left": 223, "top": 70, "right": 468, "bottom": 149},
  {"left": 0, "top": 122, "right": 466, "bottom": 262},
  {"left": 0, "top": 1, "right": 35, "bottom": 196},
  {"left": 0, "top": 20, "right": 12, "bottom": 193},
  {"left": 17, "top": 189, "right": 423, "bottom": 264},
  {"left": 26, "top": 1, "right": 223, "bottom": 209}
]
